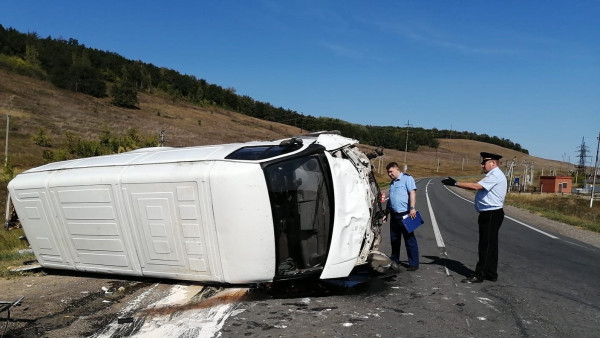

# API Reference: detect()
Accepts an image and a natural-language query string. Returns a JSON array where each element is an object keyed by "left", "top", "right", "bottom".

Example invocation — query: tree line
[{"left": 0, "top": 25, "right": 528, "bottom": 154}]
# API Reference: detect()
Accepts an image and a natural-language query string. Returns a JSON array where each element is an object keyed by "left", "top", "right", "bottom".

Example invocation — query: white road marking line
[
  {"left": 426, "top": 179, "right": 446, "bottom": 249},
  {"left": 442, "top": 185, "right": 559, "bottom": 239}
]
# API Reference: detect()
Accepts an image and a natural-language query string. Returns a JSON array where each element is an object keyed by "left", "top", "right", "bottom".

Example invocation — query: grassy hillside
[
  {"left": 0, "top": 69, "right": 572, "bottom": 195},
  {"left": 0, "top": 69, "right": 298, "bottom": 169}
]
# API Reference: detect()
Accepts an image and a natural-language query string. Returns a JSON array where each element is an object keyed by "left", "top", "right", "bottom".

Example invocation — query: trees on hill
[
  {"left": 0, "top": 24, "right": 528, "bottom": 155},
  {"left": 111, "top": 79, "right": 139, "bottom": 108}
]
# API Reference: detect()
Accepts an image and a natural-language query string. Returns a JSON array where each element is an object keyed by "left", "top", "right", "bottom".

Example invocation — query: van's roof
[{"left": 22, "top": 133, "right": 358, "bottom": 174}]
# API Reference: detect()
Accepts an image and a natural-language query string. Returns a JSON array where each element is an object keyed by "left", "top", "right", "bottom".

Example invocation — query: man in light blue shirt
[
  {"left": 383, "top": 162, "right": 419, "bottom": 271},
  {"left": 442, "top": 152, "right": 507, "bottom": 283},
  {"left": 475, "top": 163, "right": 507, "bottom": 212}
]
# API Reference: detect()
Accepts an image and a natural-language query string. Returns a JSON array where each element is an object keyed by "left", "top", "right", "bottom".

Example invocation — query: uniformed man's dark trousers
[{"left": 475, "top": 208, "right": 504, "bottom": 280}]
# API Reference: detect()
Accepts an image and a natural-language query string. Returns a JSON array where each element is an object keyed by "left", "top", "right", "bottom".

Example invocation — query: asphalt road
[
  {"left": 415, "top": 178, "right": 600, "bottom": 337},
  {"left": 4, "top": 178, "right": 599, "bottom": 337},
  {"left": 217, "top": 178, "right": 600, "bottom": 337}
]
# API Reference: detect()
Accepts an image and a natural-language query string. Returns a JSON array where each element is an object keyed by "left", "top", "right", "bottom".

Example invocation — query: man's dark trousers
[
  {"left": 476, "top": 208, "right": 504, "bottom": 280},
  {"left": 390, "top": 212, "right": 419, "bottom": 267}
]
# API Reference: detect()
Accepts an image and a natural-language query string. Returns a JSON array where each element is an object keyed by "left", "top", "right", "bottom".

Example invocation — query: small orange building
[{"left": 540, "top": 176, "right": 572, "bottom": 194}]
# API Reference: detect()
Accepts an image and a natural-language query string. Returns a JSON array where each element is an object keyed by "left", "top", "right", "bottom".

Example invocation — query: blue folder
[{"left": 402, "top": 211, "right": 424, "bottom": 233}]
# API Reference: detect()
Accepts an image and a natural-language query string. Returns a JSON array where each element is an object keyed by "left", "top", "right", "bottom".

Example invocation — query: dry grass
[
  {"left": 363, "top": 139, "right": 572, "bottom": 186},
  {"left": 0, "top": 69, "right": 300, "bottom": 204},
  {"left": 0, "top": 70, "right": 299, "bottom": 171},
  {"left": 0, "top": 228, "right": 36, "bottom": 277}
]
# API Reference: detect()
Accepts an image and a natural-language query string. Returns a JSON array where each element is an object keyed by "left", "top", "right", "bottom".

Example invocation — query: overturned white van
[{"left": 7, "top": 132, "right": 387, "bottom": 284}]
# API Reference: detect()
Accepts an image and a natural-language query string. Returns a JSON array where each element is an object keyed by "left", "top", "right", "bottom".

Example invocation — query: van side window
[{"left": 264, "top": 155, "right": 333, "bottom": 277}]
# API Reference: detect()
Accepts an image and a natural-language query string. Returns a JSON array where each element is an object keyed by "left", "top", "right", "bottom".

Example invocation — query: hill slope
[
  {"left": 0, "top": 69, "right": 570, "bottom": 188},
  {"left": 0, "top": 69, "right": 297, "bottom": 168}
]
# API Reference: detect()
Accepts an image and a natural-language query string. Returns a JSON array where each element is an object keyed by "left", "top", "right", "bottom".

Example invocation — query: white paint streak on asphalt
[
  {"left": 133, "top": 301, "right": 244, "bottom": 338},
  {"left": 93, "top": 283, "right": 160, "bottom": 338},
  {"left": 95, "top": 284, "right": 247, "bottom": 338},
  {"left": 133, "top": 286, "right": 247, "bottom": 338},
  {"left": 476, "top": 297, "right": 499, "bottom": 312},
  {"left": 152, "top": 284, "right": 203, "bottom": 307}
]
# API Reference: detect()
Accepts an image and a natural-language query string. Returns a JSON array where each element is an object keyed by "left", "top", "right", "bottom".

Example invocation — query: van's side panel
[
  {"left": 10, "top": 176, "right": 75, "bottom": 268},
  {"left": 51, "top": 184, "right": 133, "bottom": 270},
  {"left": 44, "top": 167, "right": 141, "bottom": 275},
  {"left": 121, "top": 162, "right": 221, "bottom": 282},
  {"left": 210, "top": 161, "right": 276, "bottom": 283},
  {"left": 320, "top": 152, "right": 371, "bottom": 279}
]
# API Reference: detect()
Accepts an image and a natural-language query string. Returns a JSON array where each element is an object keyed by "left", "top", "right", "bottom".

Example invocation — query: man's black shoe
[
  {"left": 406, "top": 266, "right": 419, "bottom": 271},
  {"left": 461, "top": 276, "right": 483, "bottom": 283}
]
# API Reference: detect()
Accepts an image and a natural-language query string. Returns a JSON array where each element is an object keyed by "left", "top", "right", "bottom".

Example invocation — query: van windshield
[
  {"left": 263, "top": 154, "right": 333, "bottom": 278},
  {"left": 225, "top": 144, "right": 301, "bottom": 160}
]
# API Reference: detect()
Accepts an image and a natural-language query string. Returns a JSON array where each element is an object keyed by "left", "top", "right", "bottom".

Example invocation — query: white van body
[{"left": 7, "top": 133, "right": 385, "bottom": 284}]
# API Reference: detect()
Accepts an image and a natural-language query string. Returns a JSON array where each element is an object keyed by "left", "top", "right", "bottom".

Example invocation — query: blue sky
[{"left": 1, "top": 0, "right": 599, "bottom": 162}]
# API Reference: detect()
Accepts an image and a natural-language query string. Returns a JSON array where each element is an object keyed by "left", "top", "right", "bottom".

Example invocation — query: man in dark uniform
[{"left": 442, "top": 152, "right": 507, "bottom": 283}]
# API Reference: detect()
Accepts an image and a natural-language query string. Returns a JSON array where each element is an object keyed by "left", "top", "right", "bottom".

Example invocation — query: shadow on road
[{"left": 422, "top": 255, "right": 473, "bottom": 278}]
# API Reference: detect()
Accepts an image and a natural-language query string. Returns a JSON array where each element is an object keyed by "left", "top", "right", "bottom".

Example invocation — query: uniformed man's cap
[{"left": 480, "top": 152, "right": 502, "bottom": 164}]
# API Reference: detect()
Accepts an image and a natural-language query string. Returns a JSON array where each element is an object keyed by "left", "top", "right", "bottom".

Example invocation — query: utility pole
[
  {"left": 591, "top": 132, "right": 599, "bottom": 208},
  {"left": 3, "top": 95, "right": 16, "bottom": 168},
  {"left": 506, "top": 158, "right": 515, "bottom": 192},
  {"left": 158, "top": 130, "right": 165, "bottom": 147},
  {"left": 403, "top": 120, "right": 412, "bottom": 170},
  {"left": 4, "top": 114, "right": 9, "bottom": 167},
  {"left": 522, "top": 160, "right": 530, "bottom": 191}
]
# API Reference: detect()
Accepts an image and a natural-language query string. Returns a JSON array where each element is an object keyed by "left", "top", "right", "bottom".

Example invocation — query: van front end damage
[{"left": 318, "top": 136, "right": 389, "bottom": 279}]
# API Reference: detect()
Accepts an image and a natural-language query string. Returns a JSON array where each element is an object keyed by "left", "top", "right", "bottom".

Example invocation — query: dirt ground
[
  {"left": 0, "top": 271, "right": 172, "bottom": 337},
  {"left": 1, "top": 192, "right": 598, "bottom": 337}
]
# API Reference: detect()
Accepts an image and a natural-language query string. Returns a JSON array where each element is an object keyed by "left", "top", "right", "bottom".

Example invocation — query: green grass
[
  {"left": 0, "top": 228, "right": 37, "bottom": 278},
  {"left": 505, "top": 194, "right": 600, "bottom": 233}
]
